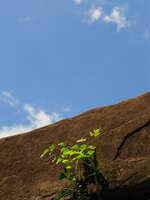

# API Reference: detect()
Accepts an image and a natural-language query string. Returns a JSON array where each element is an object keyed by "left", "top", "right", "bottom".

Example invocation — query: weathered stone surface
[{"left": 0, "top": 92, "right": 150, "bottom": 199}]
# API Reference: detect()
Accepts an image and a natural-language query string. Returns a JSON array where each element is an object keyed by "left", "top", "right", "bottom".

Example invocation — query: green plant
[{"left": 40, "top": 128, "right": 102, "bottom": 200}]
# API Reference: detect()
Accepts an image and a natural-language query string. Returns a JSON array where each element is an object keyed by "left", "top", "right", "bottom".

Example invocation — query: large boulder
[{"left": 0, "top": 92, "right": 150, "bottom": 199}]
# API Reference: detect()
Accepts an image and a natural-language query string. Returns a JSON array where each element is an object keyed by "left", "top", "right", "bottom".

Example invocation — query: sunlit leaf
[
  {"left": 72, "top": 157, "right": 78, "bottom": 161},
  {"left": 80, "top": 144, "right": 87, "bottom": 151},
  {"left": 89, "top": 131, "right": 94, "bottom": 137},
  {"left": 58, "top": 142, "right": 65, "bottom": 148},
  {"left": 69, "top": 151, "right": 75, "bottom": 156},
  {"left": 76, "top": 152, "right": 87, "bottom": 159},
  {"left": 56, "top": 157, "right": 62, "bottom": 164},
  {"left": 62, "top": 159, "right": 69, "bottom": 164},
  {"left": 60, "top": 147, "right": 66, "bottom": 153},
  {"left": 76, "top": 138, "right": 87, "bottom": 143},
  {"left": 87, "top": 150, "right": 95, "bottom": 155},
  {"left": 93, "top": 128, "right": 101, "bottom": 137},
  {"left": 88, "top": 145, "right": 96, "bottom": 150},
  {"left": 62, "top": 149, "right": 71, "bottom": 156},
  {"left": 66, "top": 165, "right": 72, "bottom": 170},
  {"left": 49, "top": 144, "right": 55, "bottom": 153},
  {"left": 71, "top": 144, "right": 79, "bottom": 150},
  {"left": 40, "top": 148, "right": 49, "bottom": 158}
]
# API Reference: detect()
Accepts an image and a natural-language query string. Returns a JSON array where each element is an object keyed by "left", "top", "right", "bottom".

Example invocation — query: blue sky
[{"left": 0, "top": 0, "right": 150, "bottom": 138}]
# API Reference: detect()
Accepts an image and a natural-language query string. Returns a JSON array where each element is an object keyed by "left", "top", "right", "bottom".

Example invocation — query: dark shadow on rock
[{"left": 102, "top": 180, "right": 150, "bottom": 200}]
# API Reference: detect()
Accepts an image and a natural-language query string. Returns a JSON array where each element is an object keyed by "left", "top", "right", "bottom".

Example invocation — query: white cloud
[
  {"left": 0, "top": 92, "right": 62, "bottom": 139},
  {"left": 72, "top": 0, "right": 132, "bottom": 32},
  {"left": 103, "top": 7, "right": 131, "bottom": 31},
  {"left": 73, "top": 0, "right": 83, "bottom": 5},
  {"left": 83, "top": 5, "right": 131, "bottom": 31},
  {"left": 0, "top": 91, "right": 19, "bottom": 108},
  {"left": 24, "top": 104, "right": 61, "bottom": 128},
  {"left": 0, "top": 125, "right": 31, "bottom": 139},
  {"left": 87, "top": 7, "right": 103, "bottom": 23}
]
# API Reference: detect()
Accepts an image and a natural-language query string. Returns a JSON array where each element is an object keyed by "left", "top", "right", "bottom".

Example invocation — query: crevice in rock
[
  {"left": 113, "top": 119, "right": 150, "bottom": 160},
  {"left": 119, "top": 172, "right": 137, "bottom": 187}
]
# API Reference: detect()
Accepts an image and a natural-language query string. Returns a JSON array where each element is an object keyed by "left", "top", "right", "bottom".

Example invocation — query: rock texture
[{"left": 0, "top": 92, "right": 150, "bottom": 200}]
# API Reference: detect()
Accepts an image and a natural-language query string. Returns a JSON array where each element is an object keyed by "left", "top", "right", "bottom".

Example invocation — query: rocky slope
[{"left": 0, "top": 92, "right": 150, "bottom": 200}]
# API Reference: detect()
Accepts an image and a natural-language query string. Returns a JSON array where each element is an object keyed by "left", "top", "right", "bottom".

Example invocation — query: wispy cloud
[
  {"left": 0, "top": 91, "right": 19, "bottom": 108},
  {"left": 87, "top": 7, "right": 103, "bottom": 23},
  {"left": 73, "top": 0, "right": 83, "bottom": 5},
  {"left": 103, "top": 6, "right": 131, "bottom": 31},
  {"left": 24, "top": 104, "right": 61, "bottom": 128},
  {"left": 73, "top": 0, "right": 132, "bottom": 32},
  {"left": 0, "top": 91, "right": 62, "bottom": 139},
  {"left": 85, "top": 5, "right": 131, "bottom": 31},
  {"left": 0, "top": 125, "right": 32, "bottom": 139}
]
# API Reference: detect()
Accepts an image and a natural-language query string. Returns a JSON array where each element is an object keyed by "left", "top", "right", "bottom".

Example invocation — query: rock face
[{"left": 0, "top": 92, "right": 150, "bottom": 200}]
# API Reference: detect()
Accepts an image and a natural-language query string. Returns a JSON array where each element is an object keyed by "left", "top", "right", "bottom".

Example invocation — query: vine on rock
[{"left": 40, "top": 128, "right": 102, "bottom": 200}]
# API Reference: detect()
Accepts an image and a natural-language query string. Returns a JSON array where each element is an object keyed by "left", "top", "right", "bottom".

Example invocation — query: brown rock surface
[{"left": 0, "top": 92, "right": 150, "bottom": 199}]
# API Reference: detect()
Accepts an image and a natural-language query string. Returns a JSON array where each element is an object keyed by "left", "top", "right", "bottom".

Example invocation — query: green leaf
[
  {"left": 76, "top": 152, "right": 86, "bottom": 159},
  {"left": 56, "top": 157, "right": 62, "bottom": 164},
  {"left": 58, "top": 142, "right": 65, "bottom": 148},
  {"left": 71, "top": 144, "right": 79, "bottom": 150},
  {"left": 40, "top": 148, "right": 50, "bottom": 158},
  {"left": 80, "top": 144, "right": 87, "bottom": 151},
  {"left": 62, "top": 149, "right": 71, "bottom": 156},
  {"left": 93, "top": 128, "right": 101, "bottom": 137},
  {"left": 72, "top": 157, "right": 78, "bottom": 161},
  {"left": 69, "top": 150, "right": 79, "bottom": 156},
  {"left": 62, "top": 159, "right": 69, "bottom": 164},
  {"left": 89, "top": 131, "right": 94, "bottom": 137},
  {"left": 76, "top": 138, "right": 87, "bottom": 143},
  {"left": 66, "top": 165, "right": 72, "bottom": 170},
  {"left": 88, "top": 145, "right": 96, "bottom": 150},
  {"left": 60, "top": 147, "right": 66, "bottom": 153},
  {"left": 87, "top": 150, "right": 95, "bottom": 156},
  {"left": 49, "top": 144, "right": 55, "bottom": 153}
]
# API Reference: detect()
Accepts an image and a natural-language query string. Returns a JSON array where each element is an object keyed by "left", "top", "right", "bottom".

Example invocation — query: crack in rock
[{"left": 113, "top": 119, "right": 150, "bottom": 160}]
